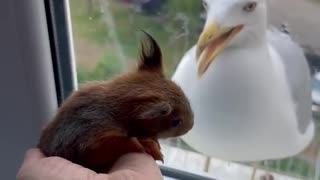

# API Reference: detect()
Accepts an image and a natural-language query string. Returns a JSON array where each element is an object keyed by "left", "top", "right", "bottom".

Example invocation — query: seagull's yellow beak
[{"left": 196, "top": 21, "right": 244, "bottom": 78}]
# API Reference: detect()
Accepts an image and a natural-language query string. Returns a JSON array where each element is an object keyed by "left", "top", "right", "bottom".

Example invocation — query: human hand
[{"left": 16, "top": 148, "right": 163, "bottom": 180}]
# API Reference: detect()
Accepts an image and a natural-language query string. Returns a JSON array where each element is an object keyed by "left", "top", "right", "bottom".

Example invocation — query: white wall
[{"left": 0, "top": 0, "right": 58, "bottom": 178}]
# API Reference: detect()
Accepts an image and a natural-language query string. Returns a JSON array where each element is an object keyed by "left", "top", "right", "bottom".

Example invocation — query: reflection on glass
[{"left": 69, "top": 0, "right": 320, "bottom": 179}]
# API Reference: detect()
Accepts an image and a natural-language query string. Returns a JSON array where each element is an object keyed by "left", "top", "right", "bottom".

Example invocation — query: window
[{"left": 66, "top": 0, "right": 320, "bottom": 179}]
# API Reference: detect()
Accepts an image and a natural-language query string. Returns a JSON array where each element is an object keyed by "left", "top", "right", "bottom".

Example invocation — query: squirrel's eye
[
  {"left": 160, "top": 109, "right": 169, "bottom": 116},
  {"left": 171, "top": 119, "right": 182, "bottom": 128},
  {"left": 243, "top": 2, "right": 257, "bottom": 12},
  {"left": 202, "top": 1, "right": 208, "bottom": 11}
]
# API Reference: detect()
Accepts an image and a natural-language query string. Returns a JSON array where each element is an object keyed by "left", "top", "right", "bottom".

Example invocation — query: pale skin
[{"left": 16, "top": 148, "right": 163, "bottom": 180}]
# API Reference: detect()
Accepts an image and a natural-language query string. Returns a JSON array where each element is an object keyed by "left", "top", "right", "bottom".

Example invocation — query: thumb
[
  {"left": 109, "top": 153, "right": 163, "bottom": 180},
  {"left": 21, "top": 148, "right": 45, "bottom": 166},
  {"left": 16, "top": 148, "right": 46, "bottom": 179}
]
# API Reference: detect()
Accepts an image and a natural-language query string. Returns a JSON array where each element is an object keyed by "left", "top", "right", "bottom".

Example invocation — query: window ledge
[{"left": 160, "top": 144, "right": 301, "bottom": 180}]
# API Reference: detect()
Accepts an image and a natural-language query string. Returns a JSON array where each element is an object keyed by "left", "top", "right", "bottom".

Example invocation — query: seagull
[{"left": 172, "top": 0, "right": 315, "bottom": 162}]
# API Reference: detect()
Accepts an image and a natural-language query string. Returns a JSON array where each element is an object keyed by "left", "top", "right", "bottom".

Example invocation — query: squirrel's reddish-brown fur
[{"left": 38, "top": 32, "right": 194, "bottom": 173}]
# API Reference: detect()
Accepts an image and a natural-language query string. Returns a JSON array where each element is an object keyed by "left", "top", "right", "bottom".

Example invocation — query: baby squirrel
[{"left": 38, "top": 32, "right": 194, "bottom": 173}]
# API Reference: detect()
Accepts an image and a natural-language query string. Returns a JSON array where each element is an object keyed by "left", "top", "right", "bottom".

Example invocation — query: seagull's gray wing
[{"left": 267, "top": 28, "right": 313, "bottom": 134}]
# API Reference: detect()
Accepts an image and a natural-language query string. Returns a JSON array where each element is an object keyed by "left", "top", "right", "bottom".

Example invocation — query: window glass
[{"left": 69, "top": 0, "right": 320, "bottom": 179}]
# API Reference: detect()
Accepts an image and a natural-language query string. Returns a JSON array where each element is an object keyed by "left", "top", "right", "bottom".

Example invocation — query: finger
[
  {"left": 109, "top": 153, "right": 162, "bottom": 180},
  {"left": 22, "top": 148, "right": 45, "bottom": 166},
  {"left": 16, "top": 148, "right": 46, "bottom": 179},
  {"left": 110, "top": 153, "right": 155, "bottom": 171}
]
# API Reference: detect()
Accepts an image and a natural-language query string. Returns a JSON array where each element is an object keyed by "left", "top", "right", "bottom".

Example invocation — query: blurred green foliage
[
  {"left": 165, "top": 0, "right": 203, "bottom": 17},
  {"left": 260, "top": 158, "right": 315, "bottom": 179},
  {"left": 70, "top": 0, "right": 204, "bottom": 82},
  {"left": 77, "top": 53, "right": 122, "bottom": 84}
]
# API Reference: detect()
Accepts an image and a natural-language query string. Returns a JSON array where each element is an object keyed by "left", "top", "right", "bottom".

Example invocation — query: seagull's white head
[{"left": 197, "top": 0, "right": 268, "bottom": 77}]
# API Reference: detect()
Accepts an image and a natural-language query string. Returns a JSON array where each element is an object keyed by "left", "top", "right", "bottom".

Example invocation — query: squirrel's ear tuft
[{"left": 138, "top": 31, "right": 163, "bottom": 74}]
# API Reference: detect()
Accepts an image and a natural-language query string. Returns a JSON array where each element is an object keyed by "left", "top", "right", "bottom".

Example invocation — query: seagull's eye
[
  {"left": 202, "top": 1, "right": 208, "bottom": 11},
  {"left": 243, "top": 2, "right": 257, "bottom": 12}
]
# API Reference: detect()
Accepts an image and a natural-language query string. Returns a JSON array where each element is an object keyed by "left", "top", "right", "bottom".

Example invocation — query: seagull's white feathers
[
  {"left": 172, "top": 0, "right": 314, "bottom": 161},
  {"left": 268, "top": 27, "right": 313, "bottom": 134}
]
